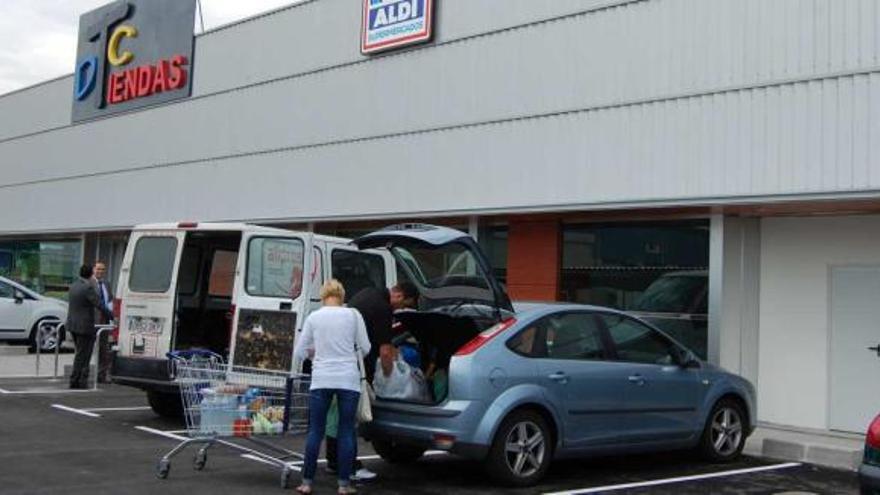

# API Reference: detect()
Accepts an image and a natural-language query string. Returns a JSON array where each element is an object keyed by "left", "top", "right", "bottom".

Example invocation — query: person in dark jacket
[{"left": 67, "top": 264, "right": 113, "bottom": 389}]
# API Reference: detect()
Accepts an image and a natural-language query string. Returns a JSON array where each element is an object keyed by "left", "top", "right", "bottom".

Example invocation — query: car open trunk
[{"left": 354, "top": 224, "right": 513, "bottom": 404}]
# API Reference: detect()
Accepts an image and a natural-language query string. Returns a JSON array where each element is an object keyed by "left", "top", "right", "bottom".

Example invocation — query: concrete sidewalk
[
  {"left": 0, "top": 344, "right": 75, "bottom": 378},
  {"left": 745, "top": 423, "right": 865, "bottom": 471}
]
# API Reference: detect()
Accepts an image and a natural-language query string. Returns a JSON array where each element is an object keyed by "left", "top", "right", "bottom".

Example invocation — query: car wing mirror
[
  {"left": 678, "top": 349, "right": 701, "bottom": 369},
  {"left": 13, "top": 290, "right": 25, "bottom": 304}
]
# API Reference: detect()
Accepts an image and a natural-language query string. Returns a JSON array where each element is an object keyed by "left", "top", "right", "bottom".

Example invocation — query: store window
[
  {"left": 478, "top": 224, "right": 508, "bottom": 285},
  {"left": 0, "top": 240, "right": 83, "bottom": 300},
  {"left": 561, "top": 221, "right": 709, "bottom": 358}
]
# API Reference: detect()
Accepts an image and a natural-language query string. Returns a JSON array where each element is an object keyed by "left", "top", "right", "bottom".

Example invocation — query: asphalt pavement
[{"left": 0, "top": 378, "right": 861, "bottom": 495}]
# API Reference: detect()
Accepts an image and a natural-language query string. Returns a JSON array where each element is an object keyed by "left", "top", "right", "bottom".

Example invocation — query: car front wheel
[
  {"left": 485, "top": 410, "right": 552, "bottom": 487},
  {"left": 699, "top": 398, "right": 747, "bottom": 462}
]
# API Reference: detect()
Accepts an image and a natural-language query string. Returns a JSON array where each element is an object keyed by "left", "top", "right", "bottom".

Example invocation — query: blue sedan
[{"left": 354, "top": 225, "right": 756, "bottom": 487}]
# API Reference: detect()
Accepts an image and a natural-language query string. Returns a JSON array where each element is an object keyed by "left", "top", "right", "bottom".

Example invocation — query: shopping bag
[
  {"left": 373, "top": 355, "right": 430, "bottom": 403},
  {"left": 356, "top": 345, "right": 373, "bottom": 423}
]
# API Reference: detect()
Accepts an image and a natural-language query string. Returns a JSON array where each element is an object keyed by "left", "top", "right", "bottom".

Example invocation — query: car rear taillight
[
  {"left": 177, "top": 221, "right": 199, "bottom": 229},
  {"left": 866, "top": 414, "right": 880, "bottom": 466},
  {"left": 867, "top": 414, "right": 880, "bottom": 449},
  {"left": 111, "top": 298, "right": 121, "bottom": 341},
  {"left": 454, "top": 318, "right": 517, "bottom": 357}
]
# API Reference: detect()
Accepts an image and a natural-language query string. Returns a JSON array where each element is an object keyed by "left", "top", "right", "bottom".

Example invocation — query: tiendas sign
[{"left": 71, "top": 0, "right": 197, "bottom": 123}]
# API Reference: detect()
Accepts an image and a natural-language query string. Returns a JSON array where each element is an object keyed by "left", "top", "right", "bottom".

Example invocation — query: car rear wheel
[
  {"left": 485, "top": 410, "right": 552, "bottom": 487},
  {"left": 147, "top": 390, "right": 183, "bottom": 419},
  {"left": 372, "top": 438, "right": 426, "bottom": 464},
  {"left": 27, "top": 318, "right": 62, "bottom": 354},
  {"left": 699, "top": 398, "right": 747, "bottom": 462}
]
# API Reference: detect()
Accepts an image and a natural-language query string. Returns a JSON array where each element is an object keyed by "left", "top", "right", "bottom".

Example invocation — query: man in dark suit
[
  {"left": 94, "top": 262, "right": 114, "bottom": 383},
  {"left": 67, "top": 264, "right": 113, "bottom": 389}
]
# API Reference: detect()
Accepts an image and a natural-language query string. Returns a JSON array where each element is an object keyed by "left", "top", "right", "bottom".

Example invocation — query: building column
[
  {"left": 708, "top": 215, "right": 761, "bottom": 379},
  {"left": 506, "top": 217, "right": 560, "bottom": 301}
]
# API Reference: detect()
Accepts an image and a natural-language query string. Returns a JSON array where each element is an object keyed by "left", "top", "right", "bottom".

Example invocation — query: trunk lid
[{"left": 353, "top": 224, "right": 513, "bottom": 316}]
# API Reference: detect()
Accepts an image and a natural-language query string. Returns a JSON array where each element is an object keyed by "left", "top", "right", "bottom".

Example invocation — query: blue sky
[{"left": 0, "top": 0, "right": 300, "bottom": 95}]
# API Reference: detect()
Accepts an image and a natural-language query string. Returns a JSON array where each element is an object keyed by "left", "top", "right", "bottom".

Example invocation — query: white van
[{"left": 111, "top": 222, "right": 395, "bottom": 416}]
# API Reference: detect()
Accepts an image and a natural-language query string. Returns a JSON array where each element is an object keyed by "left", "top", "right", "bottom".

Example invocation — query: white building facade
[{"left": 0, "top": 0, "right": 878, "bottom": 464}]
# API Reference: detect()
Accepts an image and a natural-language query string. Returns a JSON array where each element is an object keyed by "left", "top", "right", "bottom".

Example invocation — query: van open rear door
[
  {"left": 228, "top": 232, "right": 312, "bottom": 371},
  {"left": 117, "top": 229, "right": 187, "bottom": 361}
]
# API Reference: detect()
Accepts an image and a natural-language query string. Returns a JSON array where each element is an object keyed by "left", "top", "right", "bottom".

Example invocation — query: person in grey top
[{"left": 67, "top": 264, "right": 113, "bottom": 389}]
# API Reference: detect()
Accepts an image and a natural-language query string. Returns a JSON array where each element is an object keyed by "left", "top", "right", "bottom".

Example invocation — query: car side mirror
[
  {"left": 677, "top": 349, "right": 701, "bottom": 369},
  {"left": 13, "top": 290, "right": 25, "bottom": 304}
]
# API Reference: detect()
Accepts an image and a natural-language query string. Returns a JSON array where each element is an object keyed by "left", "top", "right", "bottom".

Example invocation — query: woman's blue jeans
[{"left": 302, "top": 388, "right": 360, "bottom": 486}]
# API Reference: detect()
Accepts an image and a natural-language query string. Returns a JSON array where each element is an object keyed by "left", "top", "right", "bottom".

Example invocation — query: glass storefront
[
  {"left": 478, "top": 224, "right": 509, "bottom": 286},
  {"left": 0, "top": 240, "right": 83, "bottom": 300},
  {"left": 560, "top": 221, "right": 710, "bottom": 357}
]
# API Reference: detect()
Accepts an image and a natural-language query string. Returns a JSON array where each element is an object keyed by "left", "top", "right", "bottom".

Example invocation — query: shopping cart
[{"left": 155, "top": 350, "right": 310, "bottom": 489}]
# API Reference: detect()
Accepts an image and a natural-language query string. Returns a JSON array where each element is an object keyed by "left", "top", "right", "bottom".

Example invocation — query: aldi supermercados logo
[
  {"left": 361, "top": 0, "right": 435, "bottom": 54},
  {"left": 71, "top": 0, "right": 197, "bottom": 123}
]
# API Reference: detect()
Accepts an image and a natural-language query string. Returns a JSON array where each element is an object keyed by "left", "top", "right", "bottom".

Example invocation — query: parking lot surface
[{"left": 0, "top": 379, "right": 860, "bottom": 495}]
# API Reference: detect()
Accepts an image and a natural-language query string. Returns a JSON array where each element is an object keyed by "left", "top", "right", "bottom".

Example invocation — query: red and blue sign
[
  {"left": 361, "top": 0, "right": 434, "bottom": 54},
  {"left": 71, "top": 0, "right": 196, "bottom": 123}
]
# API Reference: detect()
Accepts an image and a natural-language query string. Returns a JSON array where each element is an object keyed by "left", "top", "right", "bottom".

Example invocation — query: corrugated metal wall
[{"left": 1, "top": 0, "right": 879, "bottom": 233}]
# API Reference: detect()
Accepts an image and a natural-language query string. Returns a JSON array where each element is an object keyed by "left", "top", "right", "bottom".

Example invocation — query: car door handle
[
  {"left": 628, "top": 374, "right": 646, "bottom": 386},
  {"left": 548, "top": 372, "right": 569, "bottom": 384}
]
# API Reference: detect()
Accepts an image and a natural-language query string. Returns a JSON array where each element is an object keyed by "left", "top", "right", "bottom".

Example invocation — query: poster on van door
[
  {"left": 233, "top": 309, "right": 297, "bottom": 370},
  {"left": 361, "top": 0, "right": 434, "bottom": 54}
]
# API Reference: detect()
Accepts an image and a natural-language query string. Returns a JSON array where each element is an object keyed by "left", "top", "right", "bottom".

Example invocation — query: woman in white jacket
[{"left": 293, "top": 279, "right": 370, "bottom": 494}]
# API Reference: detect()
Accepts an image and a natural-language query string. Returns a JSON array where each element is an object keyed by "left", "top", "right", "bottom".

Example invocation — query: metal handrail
[
  {"left": 34, "top": 320, "right": 64, "bottom": 378},
  {"left": 92, "top": 324, "right": 115, "bottom": 390}
]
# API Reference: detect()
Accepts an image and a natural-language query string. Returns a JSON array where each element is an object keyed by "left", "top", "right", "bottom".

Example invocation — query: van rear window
[
  {"left": 246, "top": 237, "right": 305, "bottom": 299},
  {"left": 130, "top": 237, "right": 178, "bottom": 293}
]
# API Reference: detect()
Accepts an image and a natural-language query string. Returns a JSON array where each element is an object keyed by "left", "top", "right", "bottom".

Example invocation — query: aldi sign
[{"left": 361, "top": 0, "right": 434, "bottom": 54}]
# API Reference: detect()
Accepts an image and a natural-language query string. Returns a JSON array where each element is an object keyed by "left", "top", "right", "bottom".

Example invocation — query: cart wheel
[
  {"left": 194, "top": 449, "right": 208, "bottom": 471},
  {"left": 280, "top": 466, "right": 294, "bottom": 489},
  {"left": 157, "top": 459, "right": 171, "bottom": 479}
]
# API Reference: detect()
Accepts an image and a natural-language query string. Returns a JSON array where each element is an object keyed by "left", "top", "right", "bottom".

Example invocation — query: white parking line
[
  {"left": 51, "top": 404, "right": 101, "bottom": 418},
  {"left": 83, "top": 406, "right": 151, "bottom": 412},
  {"left": 1, "top": 388, "right": 100, "bottom": 395},
  {"left": 135, "top": 426, "right": 188, "bottom": 441},
  {"left": 0, "top": 388, "right": 10, "bottom": 394},
  {"left": 543, "top": 462, "right": 802, "bottom": 495}
]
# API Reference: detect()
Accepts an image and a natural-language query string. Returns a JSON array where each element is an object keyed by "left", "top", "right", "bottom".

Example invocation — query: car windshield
[
  {"left": 632, "top": 274, "right": 707, "bottom": 313},
  {"left": 391, "top": 243, "right": 495, "bottom": 309}
]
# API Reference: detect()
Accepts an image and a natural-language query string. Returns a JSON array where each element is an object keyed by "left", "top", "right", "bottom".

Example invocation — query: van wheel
[
  {"left": 372, "top": 438, "right": 425, "bottom": 464},
  {"left": 699, "top": 398, "right": 747, "bottom": 462},
  {"left": 485, "top": 410, "right": 552, "bottom": 487},
  {"left": 147, "top": 390, "right": 183, "bottom": 419}
]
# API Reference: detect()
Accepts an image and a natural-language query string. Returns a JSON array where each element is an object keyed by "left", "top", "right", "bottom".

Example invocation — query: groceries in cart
[
  {"left": 197, "top": 385, "right": 287, "bottom": 437},
  {"left": 156, "top": 350, "right": 311, "bottom": 489}
]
